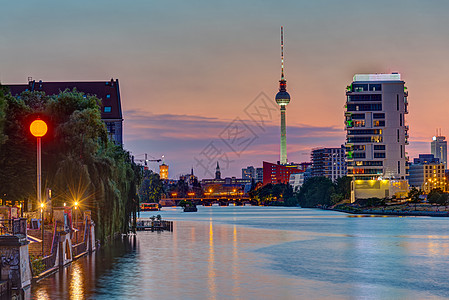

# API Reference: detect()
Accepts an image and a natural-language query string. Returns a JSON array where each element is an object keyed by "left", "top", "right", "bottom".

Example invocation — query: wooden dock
[{"left": 136, "top": 219, "right": 174, "bottom": 231}]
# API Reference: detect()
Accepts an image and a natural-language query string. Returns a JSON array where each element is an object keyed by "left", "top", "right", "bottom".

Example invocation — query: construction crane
[{"left": 134, "top": 153, "right": 162, "bottom": 166}]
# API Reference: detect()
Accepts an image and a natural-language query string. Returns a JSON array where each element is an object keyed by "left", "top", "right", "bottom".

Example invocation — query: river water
[{"left": 31, "top": 206, "right": 449, "bottom": 299}]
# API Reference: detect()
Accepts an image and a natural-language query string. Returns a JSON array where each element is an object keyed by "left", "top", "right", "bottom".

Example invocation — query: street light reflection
[
  {"left": 208, "top": 220, "right": 216, "bottom": 300},
  {"left": 69, "top": 262, "right": 85, "bottom": 300}
]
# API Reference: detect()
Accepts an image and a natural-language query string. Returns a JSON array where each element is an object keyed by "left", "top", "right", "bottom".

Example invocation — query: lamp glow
[{"left": 30, "top": 120, "right": 48, "bottom": 137}]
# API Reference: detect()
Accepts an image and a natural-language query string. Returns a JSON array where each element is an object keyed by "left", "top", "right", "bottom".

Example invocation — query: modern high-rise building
[
  {"left": 431, "top": 135, "right": 447, "bottom": 169},
  {"left": 311, "top": 146, "right": 347, "bottom": 182},
  {"left": 345, "top": 73, "right": 409, "bottom": 201},
  {"left": 275, "top": 26, "right": 291, "bottom": 165}
]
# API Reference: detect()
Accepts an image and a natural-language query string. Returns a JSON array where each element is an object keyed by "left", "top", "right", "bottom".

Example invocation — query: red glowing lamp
[{"left": 30, "top": 119, "right": 48, "bottom": 137}]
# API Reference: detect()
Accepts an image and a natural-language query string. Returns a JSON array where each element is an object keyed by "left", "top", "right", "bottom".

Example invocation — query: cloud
[{"left": 123, "top": 111, "right": 346, "bottom": 178}]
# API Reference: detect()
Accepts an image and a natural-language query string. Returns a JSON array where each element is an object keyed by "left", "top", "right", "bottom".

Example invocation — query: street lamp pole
[
  {"left": 41, "top": 202, "right": 44, "bottom": 256},
  {"left": 30, "top": 119, "right": 48, "bottom": 257},
  {"left": 37, "top": 136, "right": 42, "bottom": 211}
]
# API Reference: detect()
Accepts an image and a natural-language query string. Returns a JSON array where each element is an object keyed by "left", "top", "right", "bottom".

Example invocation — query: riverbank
[{"left": 330, "top": 203, "right": 449, "bottom": 217}]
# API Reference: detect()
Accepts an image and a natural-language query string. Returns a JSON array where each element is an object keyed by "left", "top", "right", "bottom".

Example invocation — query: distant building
[
  {"left": 256, "top": 168, "right": 263, "bottom": 183},
  {"left": 409, "top": 154, "right": 445, "bottom": 193},
  {"left": 215, "top": 162, "right": 221, "bottom": 180},
  {"left": 431, "top": 135, "right": 447, "bottom": 169},
  {"left": 159, "top": 164, "right": 169, "bottom": 180},
  {"left": 201, "top": 162, "right": 250, "bottom": 196},
  {"left": 262, "top": 161, "right": 302, "bottom": 185},
  {"left": 8, "top": 79, "right": 123, "bottom": 145},
  {"left": 413, "top": 154, "right": 440, "bottom": 165},
  {"left": 311, "top": 146, "right": 347, "bottom": 182},
  {"left": 345, "top": 73, "right": 409, "bottom": 201},
  {"left": 289, "top": 173, "right": 304, "bottom": 191},
  {"left": 242, "top": 166, "right": 256, "bottom": 180}
]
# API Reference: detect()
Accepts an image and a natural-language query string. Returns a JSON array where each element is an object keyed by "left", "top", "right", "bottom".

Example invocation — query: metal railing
[
  {"left": 72, "top": 242, "right": 87, "bottom": 257},
  {"left": 0, "top": 218, "right": 27, "bottom": 236},
  {"left": 41, "top": 251, "right": 57, "bottom": 271}
]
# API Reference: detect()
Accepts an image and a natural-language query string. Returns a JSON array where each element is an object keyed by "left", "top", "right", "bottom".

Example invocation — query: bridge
[{"left": 159, "top": 197, "right": 255, "bottom": 207}]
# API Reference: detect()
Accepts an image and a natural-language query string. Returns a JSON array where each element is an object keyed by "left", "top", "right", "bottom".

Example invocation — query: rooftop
[{"left": 353, "top": 73, "right": 401, "bottom": 82}]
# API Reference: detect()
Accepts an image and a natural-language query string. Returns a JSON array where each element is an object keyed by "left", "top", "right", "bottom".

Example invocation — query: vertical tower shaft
[{"left": 280, "top": 106, "right": 287, "bottom": 164}]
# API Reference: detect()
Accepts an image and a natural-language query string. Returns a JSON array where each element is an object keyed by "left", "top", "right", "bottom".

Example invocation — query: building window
[
  {"left": 397, "top": 129, "right": 400, "bottom": 142},
  {"left": 353, "top": 152, "right": 366, "bottom": 158},
  {"left": 106, "top": 122, "right": 116, "bottom": 134},
  {"left": 347, "top": 104, "right": 382, "bottom": 111},
  {"left": 373, "top": 113, "right": 385, "bottom": 119},
  {"left": 106, "top": 94, "right": 111, "bottom": 98},
  {"left": 397, "top": 95, "right": 399, "bottom": 111},
  {"left": 353, "top": 84, "right": 368, "bottom": 92},
  {"left": 104, "top": 106, "right": 112, "bottom": 113},
  {"left": 374, "top": 145, "right": 385, "bottom": 150},
  {"left": 369, "top": 84, "right": 382, "bottom": 91},
  {"left": 400, "top": 145, "right": 403, "bottom": 158},
  {"left": 374, "top": 152, "right": 386, "bottom": 158},
  {"left": 400, "top": 113, "right": 403, "bottom": 126},
  {"left": 398, "top": 161, "right": 401, "bottom": 174},
  {"left": 373, "top": 120, "right": 385, "bottom": 127},
  {"left": 348, "top": 94, "right": 382, "bottom": 102},
  {"left": 351, "top": 114, "right": 365, "bottom": 120}
]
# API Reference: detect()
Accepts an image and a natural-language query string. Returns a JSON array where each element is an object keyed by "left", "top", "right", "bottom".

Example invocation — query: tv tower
[{"left": 275, "top": 26, "right": 291, "bottom": 165}]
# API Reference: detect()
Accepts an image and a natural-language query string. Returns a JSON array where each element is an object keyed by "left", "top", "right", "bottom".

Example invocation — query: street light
[{"left": 31, "top": 119, "right": 47, "bottom": 257}]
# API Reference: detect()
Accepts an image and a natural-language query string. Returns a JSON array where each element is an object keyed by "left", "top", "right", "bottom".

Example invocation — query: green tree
[
  {"left": 428, "top": 188, "right": 444, "bottom": 205},
  {"left": 296, "top": 176, "right": 335, "bottom": 208},
  {"left": 139, "top": 170, "right": 163, "bottom": 203},
  {"left": 176, "top": 179, "right": 189, "bottom": 198},
  {"left": 249, "top": 183, "right": 294, "bottom": 206},
  {"left": 334, "top": 176, "right": 352, "bottom": 200}
]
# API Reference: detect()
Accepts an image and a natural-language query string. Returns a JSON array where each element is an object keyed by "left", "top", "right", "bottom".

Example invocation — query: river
[{"left": 31, "top": 206, "right": 449, "bottom": 299}]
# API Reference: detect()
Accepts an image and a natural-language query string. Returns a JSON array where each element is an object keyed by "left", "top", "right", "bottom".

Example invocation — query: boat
[
  {"left": 183, "top": 203, "right": 198, "bottom": 212},
  {"left": 140, "top": 203, "right": 160, "bottom": 211}
]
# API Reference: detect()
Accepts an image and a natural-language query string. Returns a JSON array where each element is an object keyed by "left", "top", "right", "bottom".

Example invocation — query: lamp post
[
  {"left": 40, "top": 202, "right": 45, "bottom": 256},
  {"left": 30, "top": 119, "right": 47, "bottom": 256}
]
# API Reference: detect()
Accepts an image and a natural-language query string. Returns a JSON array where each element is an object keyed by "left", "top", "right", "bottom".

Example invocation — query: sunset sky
[{"left": 1, "top": 1, "right": 449, "bottom": 178}]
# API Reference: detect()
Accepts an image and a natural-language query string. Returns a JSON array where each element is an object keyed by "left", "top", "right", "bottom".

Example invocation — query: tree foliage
[
  {"left": 139, "top": 170, "right": 163, "bottom": 203},
  {"left": 0, "top": 88, "right": 142, "bottom": 242},
  {"left": 296, "top": 176, "right": 335, "bottom": 208},
  {"left": 249, "top": 183, "right": 296, "bottom": 206},
  {"left": 427, "top": 188, "right": 448, "bottom": 206}
]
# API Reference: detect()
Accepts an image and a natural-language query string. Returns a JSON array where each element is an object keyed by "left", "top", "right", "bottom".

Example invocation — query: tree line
[{"left": 249, "top": 176, "right": 352, "bottom": 207}]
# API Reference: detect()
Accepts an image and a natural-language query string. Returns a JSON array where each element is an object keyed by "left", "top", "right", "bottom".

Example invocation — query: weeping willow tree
[{"left": 0, "top": 87, "right": 142, "bottom": 243}]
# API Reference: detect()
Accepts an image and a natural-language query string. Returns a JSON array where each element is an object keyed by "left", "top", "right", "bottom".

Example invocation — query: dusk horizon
[{"left": 2, "top": 1, "right": 449, "bottom": 178}]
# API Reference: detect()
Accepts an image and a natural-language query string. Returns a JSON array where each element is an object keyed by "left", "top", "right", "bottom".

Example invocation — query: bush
[{"left": 30, "top": 255, "right": 46, "bottom": 275}]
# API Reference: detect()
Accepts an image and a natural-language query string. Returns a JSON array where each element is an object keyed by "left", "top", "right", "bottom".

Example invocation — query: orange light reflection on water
[
  {"left": 208, "top": 219, "right": 216, "bottom": 300},
  {"left": 69, "top": 262, "right": 84, "bottom": 300}
]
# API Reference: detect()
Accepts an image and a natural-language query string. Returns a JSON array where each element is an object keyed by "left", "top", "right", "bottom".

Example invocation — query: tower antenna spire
[{"left": 281, "top": 26, "right": 284, "bottom": 80}]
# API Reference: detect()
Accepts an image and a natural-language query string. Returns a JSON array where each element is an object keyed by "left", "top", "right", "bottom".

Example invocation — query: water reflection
[
  {"left": 208, "top": 220, "right": 216, "bottom": 300},
  {"left": 30, "top": 207, "right": 449, "bottom": 299}
]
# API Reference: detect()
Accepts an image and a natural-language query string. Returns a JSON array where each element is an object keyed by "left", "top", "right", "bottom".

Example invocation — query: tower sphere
[{"left": 275, "top": 90, "right": 290, "bottom": 106}]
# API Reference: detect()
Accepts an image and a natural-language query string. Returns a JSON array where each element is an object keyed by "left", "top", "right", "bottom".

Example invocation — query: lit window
[
  {"left": 106, "top": 94, "right": 111, "bottom": 98},
  {"left": 104, "top": 106, "right": 112, "bottom": 113}
]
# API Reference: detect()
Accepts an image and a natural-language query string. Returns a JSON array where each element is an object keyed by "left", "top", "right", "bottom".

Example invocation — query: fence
[
  {"left": 41, "top": 250, "right": 57, "bottom": 271},
  {"left": 72, "top": 242, "right": 87, "bottom": 258},
  {"left": 0, "top": 218, "right": 27, "bottom": 236}
]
